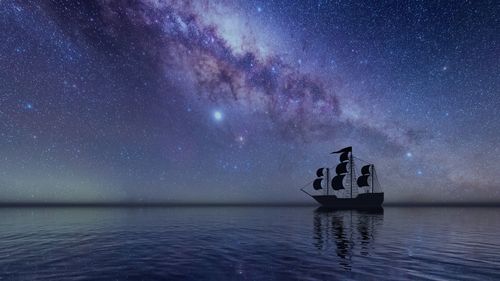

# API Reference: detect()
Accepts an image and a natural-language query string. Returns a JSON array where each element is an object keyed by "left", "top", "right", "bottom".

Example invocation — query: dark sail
[
  {"left": 331, "top": 175, "right": 345, "bottom": 190},
  {"left": 313, "top": 178, "right": 323, "bottom": 190},
  {"left": 357, "top": 175, "right": 370, "bottom": 187},
  {"left": 316, "top": 168, "right": 325, "bottom": 177},
  {"left": 336, "top": 162, "right": 348, "bottom": 174},
  {"left": 361, "top": 165, "right": 371, "bottom": 175},
  {"left": 331, "top": 146, "right": 352, "bottom": 154},
  {"left": 339, "top": 151, "right": 349, "bottom": 162}
]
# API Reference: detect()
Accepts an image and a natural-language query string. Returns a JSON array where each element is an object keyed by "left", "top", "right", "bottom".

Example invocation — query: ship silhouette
[{"left": 302, "top": 146, "right": 384, "bottom": 209}]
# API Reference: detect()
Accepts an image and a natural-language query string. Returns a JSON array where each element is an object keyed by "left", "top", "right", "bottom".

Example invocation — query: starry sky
[{"left": 1, "top": 0, "right": 499, "bottom": 203}]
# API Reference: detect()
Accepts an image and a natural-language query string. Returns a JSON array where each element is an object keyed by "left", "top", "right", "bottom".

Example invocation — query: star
[{"left": 213, "top": 110, "right": 223, "bottom": 121}]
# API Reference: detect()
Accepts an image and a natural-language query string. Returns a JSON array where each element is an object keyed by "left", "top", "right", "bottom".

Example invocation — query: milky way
[
  {"left": 97, "top": 0, "right": 348, "bottom": 142},
  {"left": 1, "top": 0, "right": 499, "bottom": 203}
]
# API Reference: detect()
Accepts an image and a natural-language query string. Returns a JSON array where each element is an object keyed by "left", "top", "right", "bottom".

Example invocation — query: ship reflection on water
[{"left": 313, "top": 208, "right": 384, "bottom": 270}]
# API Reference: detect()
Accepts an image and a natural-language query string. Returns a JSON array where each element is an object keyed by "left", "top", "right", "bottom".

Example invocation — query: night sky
[{"left": 1, "top": 0, "right": 499, "bottom": 203}]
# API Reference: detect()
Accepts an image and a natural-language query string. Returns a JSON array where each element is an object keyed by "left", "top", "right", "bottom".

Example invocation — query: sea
[{"left": 0, "top": 206, "right": 499, "bottom": 280}]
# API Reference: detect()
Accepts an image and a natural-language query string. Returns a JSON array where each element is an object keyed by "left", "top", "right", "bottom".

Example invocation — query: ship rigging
[{"left": 302, "top": 146, "right": 384, "bottom": 209}]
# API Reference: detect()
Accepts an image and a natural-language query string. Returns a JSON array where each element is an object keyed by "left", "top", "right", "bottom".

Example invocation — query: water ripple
[{"left": 0, "top": 207, "right": 499, "bottom": 280}]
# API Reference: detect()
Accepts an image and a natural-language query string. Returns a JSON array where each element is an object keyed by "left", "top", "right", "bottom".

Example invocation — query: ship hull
[{"left": 312, "top": 192, "right": 384, "bottom": 209}]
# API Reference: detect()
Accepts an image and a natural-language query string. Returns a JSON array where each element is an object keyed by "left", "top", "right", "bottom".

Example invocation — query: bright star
[
  {"left": 406, "top": 152, "right": 413, "bottom": 158},
  {"left": 213, "top": 110, "right": 223, "bottom": 121},
  {"left": 236, "top": 135, "right": 245, "bottom": 145}
]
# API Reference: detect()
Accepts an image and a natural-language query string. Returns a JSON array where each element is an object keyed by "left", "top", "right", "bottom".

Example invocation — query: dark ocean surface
[{"left": 0, "top": 207, "right": 499, "bottom": 280}]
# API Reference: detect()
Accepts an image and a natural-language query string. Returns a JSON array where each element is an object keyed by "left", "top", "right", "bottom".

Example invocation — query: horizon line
[{"left": 0, "top": 201, "right": 499, "bottom": 207}]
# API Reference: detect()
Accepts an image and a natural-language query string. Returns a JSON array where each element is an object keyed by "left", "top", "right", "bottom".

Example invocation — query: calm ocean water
[{"left": 0, "top": 207, "right": 499, "bottom": 280}]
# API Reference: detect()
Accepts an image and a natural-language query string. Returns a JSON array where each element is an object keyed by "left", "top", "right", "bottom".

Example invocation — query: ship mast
[
  {"left": 329, "top": 146, "right": 352, "bottom": 196},
  {"left": 326, "top": 168, "right": 330, "bottom": 196},
  {"left": 350, "top": 151, "right": 353, "bottom": 198},
  {"left": 371, "top": 165, "right": 374, "bottom": 193}
]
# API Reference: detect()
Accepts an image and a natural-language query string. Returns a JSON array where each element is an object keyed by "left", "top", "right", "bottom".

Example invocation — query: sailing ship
[{"left": 302, "top": 146, "right": 384, "bottom": 209}]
